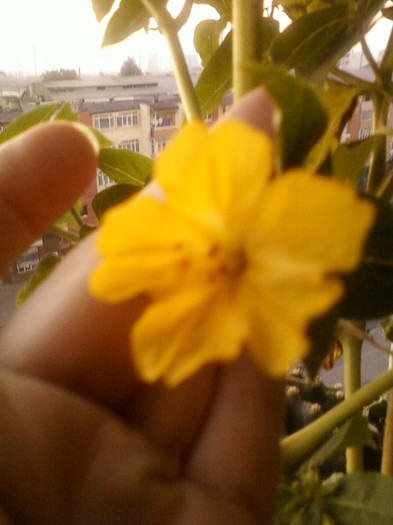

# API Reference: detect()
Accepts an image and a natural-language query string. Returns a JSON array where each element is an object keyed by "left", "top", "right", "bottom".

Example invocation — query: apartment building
[
  {"left": 151, "top": 98, "right": 183, "bottom": 157},
  {"left": 1, "top": 73, "right": 229, "bottom": 290},
  {"left": 0, "top": 95, "right": 23, "bottom": 131},
  {"left": 80, "top": 98, "right": 151, "bottom": 173}
]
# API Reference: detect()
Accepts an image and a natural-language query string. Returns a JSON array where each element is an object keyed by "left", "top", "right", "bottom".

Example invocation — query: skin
[{"left": 0, "top": 89, "right": 285, "bottom": 525}]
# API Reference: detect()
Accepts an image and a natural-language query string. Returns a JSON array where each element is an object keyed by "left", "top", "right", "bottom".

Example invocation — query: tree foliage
[
  {"left": 120, "top": 56, "right": 142, "bottom": 76},
  {"left": 42, "top": 68, "right": 79, "bottom": 82}
]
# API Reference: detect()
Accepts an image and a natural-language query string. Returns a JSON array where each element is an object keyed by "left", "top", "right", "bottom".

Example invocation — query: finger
[
  {"left": 186, "top": 354, "right": 285, "bottom": 524},
  {"left": 0, "top": 368, "right": 276, "bottom": 525},
  {"left": 0, "top": 122, "right": 98, "bottom": 276},
  {"left": 0, "top": 89, "right": 275, "bottom": 407},
  {"left": 0, "top": 369, "right": 177, "bottom": 524},
  {"left": 0, "top": 235, "right": 147, "bottom": 405},
  {"left": 120, "top": 364, "right": 218, "bottom": 456},
  {"left": 224, "top": 87, "right": 274, "bottom": 137}
]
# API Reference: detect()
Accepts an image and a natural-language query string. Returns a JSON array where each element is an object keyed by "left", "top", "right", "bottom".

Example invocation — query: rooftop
[{"left": 81, "top": 99, "right": 144, "bottom": 114}]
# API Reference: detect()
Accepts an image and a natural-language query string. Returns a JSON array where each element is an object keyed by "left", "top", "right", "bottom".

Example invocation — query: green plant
[
  {"left": 87, "top": 1, "right": 393, "bottom": 520},
  {"left": 5, "top": 0, "right": 393, "bottom": 521}
]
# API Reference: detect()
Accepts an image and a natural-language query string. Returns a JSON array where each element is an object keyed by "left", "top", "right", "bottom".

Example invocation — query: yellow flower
[{"left": 90, "top": 120, "right": 374, "bottom": 386}]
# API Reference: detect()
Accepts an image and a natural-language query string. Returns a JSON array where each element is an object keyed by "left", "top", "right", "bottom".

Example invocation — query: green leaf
[
  {"left": 102, "top": 0, "right": 151, "bottom": 46},
  {"left": 54, "top": 102, "right": 79, "bottom": 122},
  {"left": 306, "top": 196, "right": 393, "bottom": 374},
  {"left": 99, "top": 147, "right": 152, "bottom": 186},
  {"left": 16, "top": 253, "right": 61, "bottom": 307},
  {"left": 55, "top": 200, "right": 83, "bottom": 229},
  {"left": 270, "top": 6, "right": 351, "bottom": 77},
  {"left": 306, "top": 80, "right": 359, "bottom": 171},
  {"left": 91, "top": 0, "right": 116, "bottom": 22},
  {"left": 340, "top": 196, "right": 393, "bottom": 319},
  {"left": 247, "top": 65, "right": 327, "bottom": 170},
  {"left": 194, "top": 17, "right": 278, "bottom": 117},
  {"left": 92, "top": 129, "right": 114, "bottom": 149},
  {"left": 194, "top": 31, "right": 233, "bottom": 117},
  {"left": 332, "top": 136, "right": 378, "bottom": 186},
  {"left": 300, "top": 415, "right": 375, "bottom": 474},
  {"left": 270, "top": 0, "right": 384, "bottom": 79},
  {"left": 277, "top": 470, "right": 327, "bottom": 525},
  {"left": 0, "top": 103, "right": 61, "bottom": 145},
  {"left": 194, "top": 18, "right": 228, "bottom": 67},
  {"left": 80, "top": 224, "right": 96, "bottom": 238},
  {"left": 324, "top": 472, "right": 393, "bottom": 524},
  {"left": 92, "top": 184, "right": 138, "bottom": 220}
]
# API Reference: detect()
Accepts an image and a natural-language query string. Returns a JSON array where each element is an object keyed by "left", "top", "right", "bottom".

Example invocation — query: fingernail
[{"left": 68, "top": 122, "right": 100, "bottom": 156}]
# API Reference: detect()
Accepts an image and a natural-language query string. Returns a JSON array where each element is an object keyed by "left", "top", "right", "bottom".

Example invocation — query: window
[
  {"left": 116, "top": 111, "right": 138, "bottom": 127},
  {"left": 153, "top": 111, "right": 175, "bottom": 127},
  {"left": 119, "top": 139, "right": 140, "bottom": 152},
  {"left": 358, "top": 127, "right": 371, "bottom": 140},
  {"left": 204, "top": 112, "right": 214, "bottom": 123},
  {"left": 360, "top": 109, "right": 372, "bottom": 121},
  {"left": 93, "top": 114, "right": 114, "bottom": 130},
  {"left": 97, "top": 170, "right": 115, "bottom": 190},
  {"left": 16, "top": 246, "right": 40, "bottom": 274},
  {"left": 155, "top": 139, "right": 170, "bottom": 155}
]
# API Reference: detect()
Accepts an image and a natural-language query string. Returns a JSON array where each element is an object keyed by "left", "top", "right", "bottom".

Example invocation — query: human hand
[{"left": 0, "top": 90, "right": 285, "bottom": 525}]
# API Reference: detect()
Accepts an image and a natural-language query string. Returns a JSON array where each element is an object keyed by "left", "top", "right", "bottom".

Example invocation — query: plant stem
[
  {"left": 50, "top": 226, "right": 80, "bottom": 244},
  {"left": 381, "top": 378, "right": 393, "bottom": 475},
  {"left": 140, "top": 0, "right": 202, "bottom": 123},
  {"left": 174, "top": 0, "right": 193, "bottom": 30},
  {"left": 233, "top": 0, "right": 263, "bottom": 101},
  {"left": 379, "top": 26, "right": 393, "bottom": 82},
  {"left": 331, "top": 67, "right": 374, "bottom": 91},
  {"left": 71, "top": 205, "right": 84, "bottom": 228},
  {"left": 376, "top": 167, "right": 393, "bottom": 201},
  {"left": 281, "top": 366, "right": 393, "bottom": 472},
  {"left": 367, "top": 92, "right": 388, "bottom": 194},
  {"left": 338, "top": 319, "right": 392, "bottom": 357},
  {"left": 342, "top": 323, "right": 364, "bottom": 473},
  {"left": 361, "top": 36, "right": 382, "bottom": 86}
]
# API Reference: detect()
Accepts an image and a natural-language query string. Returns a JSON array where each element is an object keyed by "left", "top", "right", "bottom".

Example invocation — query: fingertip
[
  {"left": 0, "top": 121, "right": 98, "bottom": 272},
  {"left": 14, "top": 121, "right": 98, "bottom": 223},
  {"left": 225, "top": 88, "right": 275, "bottom": 138},
  {"left": 1, "top": 121, "right": 98, "bottom": 229}
]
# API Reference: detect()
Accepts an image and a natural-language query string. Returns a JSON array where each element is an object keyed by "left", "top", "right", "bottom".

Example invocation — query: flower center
[{"left": 209, "top": 244, "right": 247, "bottom": 279}]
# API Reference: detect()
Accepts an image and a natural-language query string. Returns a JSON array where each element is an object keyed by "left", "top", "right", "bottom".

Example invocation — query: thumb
[{"left": 0, "top": 121, "right": 98, "bottom": 276}]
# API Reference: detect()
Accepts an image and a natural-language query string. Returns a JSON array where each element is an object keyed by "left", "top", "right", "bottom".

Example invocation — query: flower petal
[
  {"left": 96, "top": 195, "right": 208, "bottom": 257},
  {"left": 241, "top": 266, "right": 344, "bottom": 376},
  {"left": 132, "top": 285, "right": 247, "bottom": 386},
  {"left": 90, "top": 194, "right": 215, "bottom": 302},
  {"left": 248, "top": 171, "right": 375, "bottom": 273},
  {"left": 155, "top": 121, "right": 274, "bottom": 237},
  {"left": 90, "top": 251, "right": 189, "bottom": 302},
  {"left": 246, "top": 299, "right": 310, "bottom": 377}
]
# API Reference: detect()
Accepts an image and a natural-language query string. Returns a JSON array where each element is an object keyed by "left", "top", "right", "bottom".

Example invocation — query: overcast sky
[
  {"left": 0, "top": 0, "right": 391, "bottom": 76},
  {"left": 0, "top": 0, "right": 216, "bottom": 75}
]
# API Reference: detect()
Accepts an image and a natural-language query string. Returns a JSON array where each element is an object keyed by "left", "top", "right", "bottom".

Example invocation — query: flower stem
[
  {"left": 50, "top": 226, "right": 79, "bottom": 244},
  {"left": 281, "top": 366, "right": 393, "bottom": 472},
  {"left": 233, "top": 0, "right": 263, "bottom": 101},
  {"left": 342, "top": 324, "right": 364, "bottom": 473},
  {"left": 140, "top": 0, "right": 202, "bottom": 123}
]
